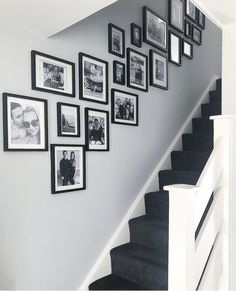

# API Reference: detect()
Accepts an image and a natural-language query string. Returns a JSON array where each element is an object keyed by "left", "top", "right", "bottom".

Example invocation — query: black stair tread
[
  {"left": 145, "top": 191, "right": 169, "bottom": 221},
  {"left": 129, "top": 215, "right": 168, "bottom": 252},
  {"left": 129, "top": 215, "right": 168, "bottom": 227},
  {"left": 171, "top": 150, "right": 211, "bottom": 171},
  {"left": 192, "top": 117, "right": 213, "bottom": 133},
  {"left": 159, "top": 170, "right": 201, "bottom": 190},
  {"left": 89, "top": 274, "right": 148, "bottom": 290},
  {"left": 111, "top": 243, "right": 168, "bottom": 290},
  {"left": 209, "top": 89, "right": 221, "bottom": 95},
  {"left": 111, "top": 242, "right": 167, "bottom": 267},
  {"left": 182, "top": 133, "right": 213, "bottom": 151},
  {"left": 201, "top": 101, "right": 221, "bottom": 107}
]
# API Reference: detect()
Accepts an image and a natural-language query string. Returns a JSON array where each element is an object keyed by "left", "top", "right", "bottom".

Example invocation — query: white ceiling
[
  {"left": 0, "top": 0, "right": 235, "bottom": 36},
  {"left": 193, "top": 0, "right": 236, "bottom": 28},
  {"left": 0, "top": 0, "right": 117, "bottom": 37}
]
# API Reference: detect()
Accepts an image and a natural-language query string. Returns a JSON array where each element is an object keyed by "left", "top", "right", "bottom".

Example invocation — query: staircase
[{"left": 89, "top": 79, "right": 222, "bottom": 290}]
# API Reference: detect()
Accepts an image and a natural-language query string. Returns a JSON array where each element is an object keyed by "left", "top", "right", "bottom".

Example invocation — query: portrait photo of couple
[
  {"left": 58, "top": 150, "right": 78, "bottom": 186},
  {"left": 3, "top": 93, "right": 48, "bottom": 151},
  {"left": 51, "top": 145, "right": 86, "bottom": 194}
]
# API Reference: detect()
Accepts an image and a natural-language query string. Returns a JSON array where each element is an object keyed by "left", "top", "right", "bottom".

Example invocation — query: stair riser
[
  {"left": 129, "top": 221, "right": 168, "bottom": 252},
  {"left": 182, "top": 134, "right": 213, "bottom": 151},
  {"left": 145, "top": 192, "right": 169, "bottom": 220},
  {"left": 192, "top": 119, "right": 213, "bottom": 133},
  {"left": 171, "top": 152, "right": 210, "bottom": 171},
  {"left": 209, "top": 90, "right": 221, "bottom": 103},
  {"left": 201, "top": 103, "right": 221, "bottom": 117},
  {"left": 111, "top": 253, "right": 168, "bottom": 290},
  {"left": 216, "top": 79, "right": 222, "bottom": 90}
]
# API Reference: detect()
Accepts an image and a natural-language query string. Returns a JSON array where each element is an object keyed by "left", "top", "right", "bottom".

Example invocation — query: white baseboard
[{"left": 78, "top": 75, "right": 219, "bottom": 290}]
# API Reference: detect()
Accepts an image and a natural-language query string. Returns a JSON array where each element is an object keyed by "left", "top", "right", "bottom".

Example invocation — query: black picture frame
[
  {"left": 169, "top": 31, "right": 182, "bottom": 66},
  {"left": 31, "top": 50, "right": 75, "bottom": 97},
  {"left": 185, "top": 19, "right": 192, "bottom": 39},
  {"left": 57, "top": 103, "right": 80, "bottom": 137},
  {"left": 185, "top": 0, "right": 197, "bottom": 22},
  {"left": 182, "top": 39, "right": 193, "bottom": 59},
  {"left": 111, "top": 89, "right": 139, "bottom": 126},
  {"left": 197, "top": 10, "right": 206, "bottom": 29},
  {"left": 131, "top": 23, "right": 142, "bottom": 48},
  {"left": 169, "top": 0, "right": 185, "bottom": 32},
  {"left": 149, "top": 49, "right": 168, "bottom": 90},
  {"left": 127, "top": 47, "right": 148, "bottom": 92},
  {"left": 143, "top": 6, "right": 168, "bottom": 52},
  {"left": 108, "top": 23, "right": 125, "bottom": 58},
  {"left": 85, "top": 108, "right": 110, "bottom": 152},
  {"left": 79, "top": 53, "right": 109, "bottom": 104},
  {"left": 50, "top": 144, "right": 86, "bottom": 194},
  {"left": 192, "top": 25, "right": 202, "bottom": 45},
  {"left": 2, "top": 92, "right": 48, "bottom": 151},
  {"left": 113, "top": 61, "right": 125, "bottom": 86}
]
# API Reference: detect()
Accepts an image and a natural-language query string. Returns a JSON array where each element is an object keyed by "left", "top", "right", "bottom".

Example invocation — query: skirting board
[{"left": 79, "top": 75, "right": 219, "bottom": 290}]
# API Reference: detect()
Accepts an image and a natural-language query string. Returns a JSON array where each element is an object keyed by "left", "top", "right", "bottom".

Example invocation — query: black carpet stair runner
[{"left": 89, "top": 79, "right": 222, "bottom": 290}]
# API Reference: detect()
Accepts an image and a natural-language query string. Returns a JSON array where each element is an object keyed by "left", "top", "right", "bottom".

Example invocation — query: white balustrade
[{"left": 164, "top": 115, "right": 233, "bottom": 291}]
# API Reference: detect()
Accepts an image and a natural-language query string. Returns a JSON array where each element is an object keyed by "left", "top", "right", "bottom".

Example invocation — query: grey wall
[{"left": 0, "top": 0, "right": 222, "bottom": 289}]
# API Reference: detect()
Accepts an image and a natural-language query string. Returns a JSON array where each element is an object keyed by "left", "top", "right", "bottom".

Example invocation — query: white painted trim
[{"left": 78, "top": 75, "right": 219, "bottom": 290}]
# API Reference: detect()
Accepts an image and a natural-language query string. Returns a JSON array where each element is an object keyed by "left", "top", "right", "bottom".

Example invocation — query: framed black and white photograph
[
  {"left": 31, "top": 50, "right": 75, "bottom": 97},
  {"left": 51, "top": 144, "right": 86, "bottom": 194},
  {"left": 57, "top": 103, "right": 80, "bottom": 137},
  {"left": 2, "top": 93, "right": 48, "bottom": 151},
  {"left": 197, "top": 10, "right": 205, "bottom": 29},
  {"left": 169, "top": 31, "right": 182, "bottom": 66},
  {"left": 127, "top": 48, "right": 148, "bottom": 92},
  {"left": 131, "top": 23, "right": 142, "bottom": 48},
  {"left": 149, "top": 49, "right": 168, "bottom": 90},
  {"left": 185, "top": 0, "right": 197, "bottom": 22},
  {"left": 85, "top": 108, "right": 109, "bottom": 151},
  {"left": 192, "top": 26, "right": 202, "bottom": 45},
  {"left": 111, "top": 89, "right": 138, "bottom": 126},
  {"left": 143, "top": 6, "right": 168, "bottom": 52},
  {"left": 185, "top": 19, "right": 192, "bottom": 39},
  {"left": 113, "top": 61, "right": 125, "bottom": 85},
  {"left": 182, "top": 39, "right": 193, "bottom": 59},
  {"left": 169, "top": 0, "right": 184, "bottom": 32},
  {"left": 79, "top": 53, "right": 108, "bottom": 104},
  {"left": 108, "top": 23, "right": 125, "bottom": 58}
]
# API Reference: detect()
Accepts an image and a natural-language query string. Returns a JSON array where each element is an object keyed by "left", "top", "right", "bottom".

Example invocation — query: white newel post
[
  {"left": 210, "top": 115, "right": 233, "bottom": 290},
  {"left": 164, "top": 184, "right": 198, "bottom": 291}
]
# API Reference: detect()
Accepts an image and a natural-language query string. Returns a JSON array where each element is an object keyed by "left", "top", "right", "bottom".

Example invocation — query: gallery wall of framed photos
[
  {"left": 1, "top": 0, "right": 208, "bottom": 195},
  {"left": 0, "top": 0, "right": 223, "bottom": 289}
]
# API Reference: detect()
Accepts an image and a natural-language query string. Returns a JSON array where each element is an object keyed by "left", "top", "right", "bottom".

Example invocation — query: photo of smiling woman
[{"left": 3, "top": 93, "right": 48, "bottom": 151}]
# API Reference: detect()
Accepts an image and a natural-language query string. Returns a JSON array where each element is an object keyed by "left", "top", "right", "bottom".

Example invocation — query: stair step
[
  {"left": 89, "top": 274, "right": 147, "bottom": 290},
  {"left": 129, "top": 215, "right": 168, "bottom": 252},
  {"left": 171, "top": 151, "right": 211, "bottom": 171},
  {"left": 192, "top": 117, "right": 213, "bottom": 133},
  {"left": 182, "top": 133, "right": 213, "bottom": 151},
  {"left": 201, "top": 102, "right": 221, "bottom": 117},
  {"left": 158, "top": 170, "right": 200, "bottom": 190},
  {"left": 111, "top": 243, "right": 168, "bottom": 290},
  {"left": 145, "top": 191, "right": 169, "bottom": 221},
  {"left": 209, "top": 90, "right": 221, "bottom": 103},
  {"left": 216, "top": 78, "right": 222, "bottom": 90}
]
